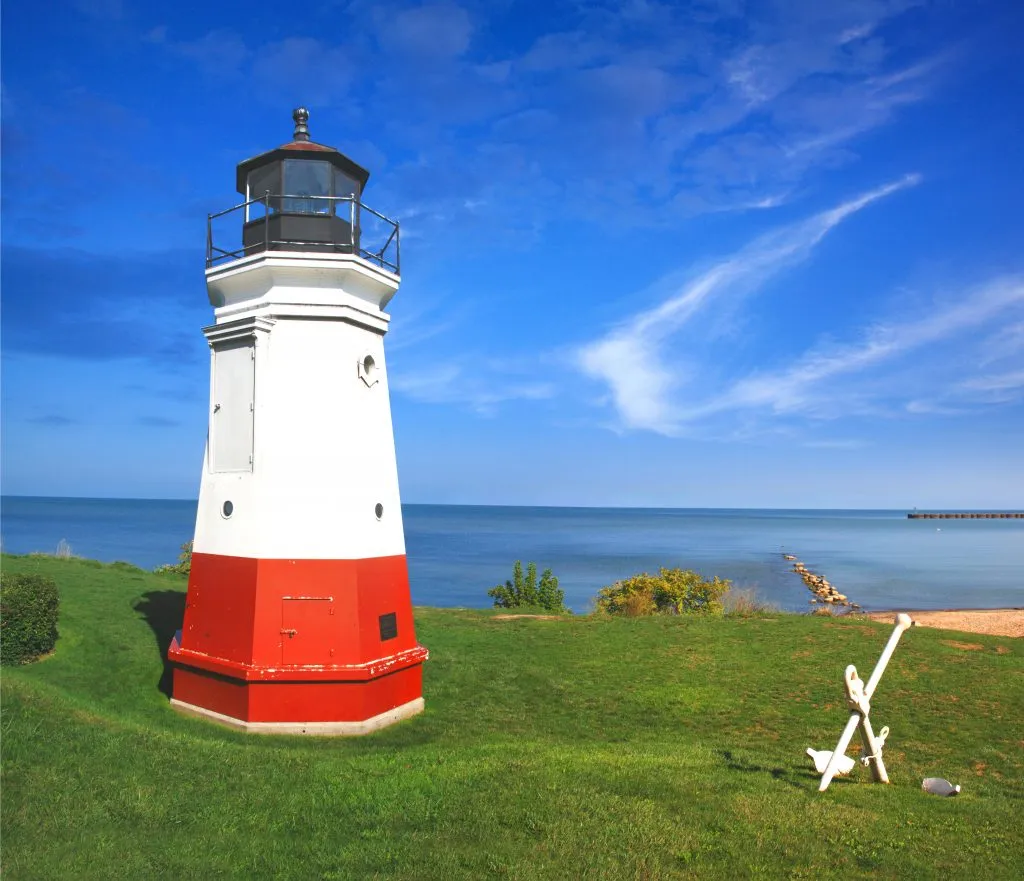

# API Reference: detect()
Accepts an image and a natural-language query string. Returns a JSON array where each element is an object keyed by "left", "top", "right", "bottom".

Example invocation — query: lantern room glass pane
[
  {"left": 334, "top": 169, "right": 358, "bottom": 201},
  {"left": 246, "top": 163, "right": 282, "bottom": 218},
  {"left": 283, "top": 159, "right": 331, "bottom": 214}
]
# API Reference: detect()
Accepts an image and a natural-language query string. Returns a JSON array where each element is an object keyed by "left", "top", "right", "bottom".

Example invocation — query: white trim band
[{"left": 169, "top": 697, "right": 425, "bottom": 736}]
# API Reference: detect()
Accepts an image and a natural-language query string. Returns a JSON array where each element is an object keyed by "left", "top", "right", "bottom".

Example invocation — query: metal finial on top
[{"left": 292, "top": 107, "right": 310, "bottom": 142}]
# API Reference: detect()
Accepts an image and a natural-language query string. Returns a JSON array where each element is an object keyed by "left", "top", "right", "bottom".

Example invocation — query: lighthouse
[{"left": 168, "top": 108, "right": 428, "bottom": 734}]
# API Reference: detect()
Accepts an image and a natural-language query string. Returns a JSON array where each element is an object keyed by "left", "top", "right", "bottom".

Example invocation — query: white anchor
[{"left": 811, "top": 613, "right": 914, "bottom": 792}]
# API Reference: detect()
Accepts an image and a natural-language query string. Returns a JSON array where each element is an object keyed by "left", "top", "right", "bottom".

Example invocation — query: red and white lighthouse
[{"left": 168, "top": 108, "right": 427, "bottom": 734}]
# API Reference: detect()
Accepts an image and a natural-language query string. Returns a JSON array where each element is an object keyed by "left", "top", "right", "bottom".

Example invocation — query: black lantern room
[{"left": 236, "top": 108, "right": 371, "bottom": 256}]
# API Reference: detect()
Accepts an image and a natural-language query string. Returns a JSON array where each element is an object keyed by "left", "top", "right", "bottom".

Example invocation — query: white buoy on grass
[{"left": 922, "top": 778, "right": 961, "bottom": 797}]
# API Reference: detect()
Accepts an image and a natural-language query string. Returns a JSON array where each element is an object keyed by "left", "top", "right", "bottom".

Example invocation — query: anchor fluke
[{"left": 806, "top": 748, "right": 855, "bottom": 776}]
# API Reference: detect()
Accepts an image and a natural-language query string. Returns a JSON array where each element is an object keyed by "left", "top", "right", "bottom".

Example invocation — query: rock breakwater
[
  {"left": 783, "top": 553, "right": 859, "bottom": 610},
  {"left": 907, "top": 512, "right": 1023, "bottom": 519}
]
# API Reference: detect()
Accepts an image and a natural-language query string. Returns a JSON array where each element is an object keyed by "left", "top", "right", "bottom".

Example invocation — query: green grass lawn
[{"left": 2, "top": 554, "right": 1022, "bottom": 880}]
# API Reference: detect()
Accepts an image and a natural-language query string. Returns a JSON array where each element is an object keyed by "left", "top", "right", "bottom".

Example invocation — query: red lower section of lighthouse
[{"left": 167, "top": 553, "right": 427, "bottom": 732}]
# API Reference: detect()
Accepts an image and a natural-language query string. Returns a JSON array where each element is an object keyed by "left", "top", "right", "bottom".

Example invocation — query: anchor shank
[{"left": 864, "top": 614, "right": 912, "bottom": 699}]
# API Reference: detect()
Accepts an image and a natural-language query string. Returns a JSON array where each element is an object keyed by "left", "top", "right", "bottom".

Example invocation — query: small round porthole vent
[
  {"left": 222, "top": 500, "right": 234, "bottom": 518},
  {"left": 375, "top": 503, "right": 384, "bottom": 520},
  {"left": 358, "top": 354, "right": 379, "bottom": 387}
]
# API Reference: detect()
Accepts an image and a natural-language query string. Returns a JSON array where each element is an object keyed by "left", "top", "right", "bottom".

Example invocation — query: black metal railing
[{"left": 206, "top": 194, "right": 400, "bottom": 275}]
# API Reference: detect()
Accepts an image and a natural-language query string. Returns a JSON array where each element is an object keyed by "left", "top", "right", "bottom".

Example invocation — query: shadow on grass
[
  {"left": 721, "top": 749, "right": 816, "bottom": 789},
  {"left": 134, "top": 589, "right": 186, "bottom": 698}
]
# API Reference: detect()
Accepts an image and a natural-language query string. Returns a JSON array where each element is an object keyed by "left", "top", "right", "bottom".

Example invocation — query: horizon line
[{"left": 2, "top": 494, "right": 1020, "bottom": 513}]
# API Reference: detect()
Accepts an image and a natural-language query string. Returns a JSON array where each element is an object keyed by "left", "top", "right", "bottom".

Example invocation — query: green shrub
[
  {"left": 595, "top": 568, "right": 730, "bottom": 617},
  {"left": 488, "top": 561, "right": 567, "bottom": 612},
  {"left": 0, "top": 572, "right": 60, "bottom": 665},
  {"left": 156, "top": 540, "right": 192, "bottom": 576}
]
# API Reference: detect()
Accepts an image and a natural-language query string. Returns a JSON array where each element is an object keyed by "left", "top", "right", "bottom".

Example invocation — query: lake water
[{"left": 2, "top": 497, "right": 1021, "bottom": 613}]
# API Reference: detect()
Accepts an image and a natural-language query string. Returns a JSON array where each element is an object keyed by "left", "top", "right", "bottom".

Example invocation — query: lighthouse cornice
[
  {"left": 207, "top": 250, "right": 400, "bottom": 287},
  {"left": 207, "top": 251, "right": 400, "bottom": 319},
  {"left": 214, "top": 302, "right": 391, "bottom": 335}
]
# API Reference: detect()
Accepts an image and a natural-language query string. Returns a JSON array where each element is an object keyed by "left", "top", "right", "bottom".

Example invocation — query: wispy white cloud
[
  {"left": 705, "top": 275, "right": 1024, "bottom": 418},
  {"left": 978, "top": 320, "right": 1024, "bottom": 366},
  {"left": 389, "top": 363, "right": 460, "bottom": 398},
  {"left": 390, "top": 362, "right": 555, "bottom": 415},
  {"left": 72, "top": 0, "right": 124, "bottom": 20},
  {"left": 904, "top": 400, "right": 971, "bottom": 416},
  {"left": 802, "top": 438, "right": 870, "bottom": 449},
  {"left": 959, "top": 369, "right": 1024, "bottom": 393},
  {"left": 166, "top": 29, "right": 251, "bottom": 78},
  {"left": 385, "top": 295, "right": 464, "bottom": 353},
  {"left": 576, "top": 246, "right": 1024, "bottom": 438},
  {"left": 151, "top": 0, "right": 954, "bottom": 233},
  {"left": 574, "top": 176, "right": 921, "bottom": 433},
  {"left": 374, "top": 2, "right": 474, "bottom": 60},
  {"left": 838, "top": 23, "right": 876, "bottom": 45}
]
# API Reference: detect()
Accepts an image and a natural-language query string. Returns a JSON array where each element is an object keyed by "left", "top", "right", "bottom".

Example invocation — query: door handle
[{"left": 280, "top": 628, "right": 297, "bottom": 638}]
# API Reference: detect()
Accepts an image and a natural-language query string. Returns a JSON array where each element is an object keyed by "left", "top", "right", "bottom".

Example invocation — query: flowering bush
[{"left": 595, "top": 568, "right": 730, "bottom": 617}]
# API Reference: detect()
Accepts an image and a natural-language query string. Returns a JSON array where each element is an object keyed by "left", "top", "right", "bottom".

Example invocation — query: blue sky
[{"left": 2, "top": 0, "right": 1023, "bottom": 507}]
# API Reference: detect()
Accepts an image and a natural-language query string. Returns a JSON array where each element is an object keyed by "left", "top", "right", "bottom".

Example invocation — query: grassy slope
[{"left": 1, "top": 554, "right": 1022, "bottom": 880}]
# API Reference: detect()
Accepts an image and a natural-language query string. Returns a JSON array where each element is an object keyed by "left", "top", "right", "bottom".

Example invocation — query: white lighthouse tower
[{"left": 168, "top": 108, "right": 428, "bottom": 734}]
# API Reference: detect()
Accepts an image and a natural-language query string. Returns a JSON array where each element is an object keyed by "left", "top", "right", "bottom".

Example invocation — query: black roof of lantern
[{"left": 235, "top": 108, "right": 371, "bottom": 196}]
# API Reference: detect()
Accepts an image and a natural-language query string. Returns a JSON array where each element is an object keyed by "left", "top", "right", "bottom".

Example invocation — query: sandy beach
[{"left": 865, "top": 609, "right": 1023, "bottom": 638}]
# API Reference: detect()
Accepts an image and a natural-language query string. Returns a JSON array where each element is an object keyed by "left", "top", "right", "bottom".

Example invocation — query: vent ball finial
[{"left": 292, "top": 107, "right": 310, "bottom": 142}]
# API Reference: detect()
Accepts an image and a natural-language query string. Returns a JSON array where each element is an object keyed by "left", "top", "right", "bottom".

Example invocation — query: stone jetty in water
[
  {"left": 907, "top": 512, "right": 1023, "bottom": 519},
  {"left": 785, "top": 555, "right": 859, "bottom": 610}
]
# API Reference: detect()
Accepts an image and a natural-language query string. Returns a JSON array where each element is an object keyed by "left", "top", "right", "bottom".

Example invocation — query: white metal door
[{"left": 211, "top": 340, "right": 255, "bottom": 473}]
